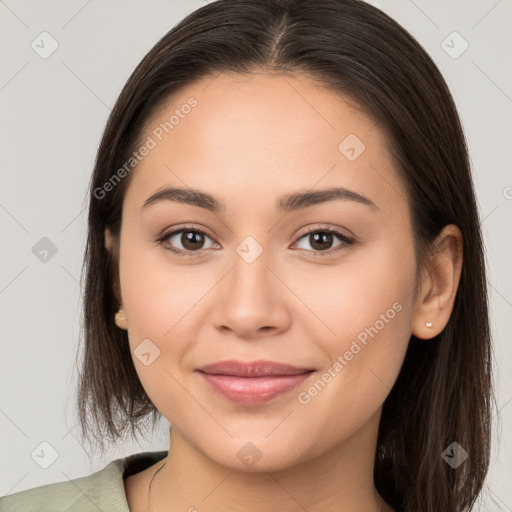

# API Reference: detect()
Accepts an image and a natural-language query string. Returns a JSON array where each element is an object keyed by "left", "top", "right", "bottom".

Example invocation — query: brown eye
[
  {"left": 294, "top": 228, "right": 355, "bottom": 255},
  {"left": 308, "top": 232, "right": 335, "bottom": 251},
  {"left": 179, "top": 230, "right": 206, "bottom": 251},
  {"left": 158, "top": 227, "right": 218, "bottom": 256}
]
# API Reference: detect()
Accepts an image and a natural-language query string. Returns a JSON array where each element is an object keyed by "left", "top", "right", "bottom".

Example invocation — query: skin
[{"left": 105, "top": 71, "right": 463, "bottom": 512}]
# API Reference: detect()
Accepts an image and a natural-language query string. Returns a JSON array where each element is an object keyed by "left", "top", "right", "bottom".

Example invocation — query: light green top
[{"left": 0, "top": 450, "right": 168, "bottom": 511}]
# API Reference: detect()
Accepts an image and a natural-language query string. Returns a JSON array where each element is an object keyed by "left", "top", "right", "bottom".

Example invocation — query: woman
[{"left": 0, "top": 0, "right": 493, "bottom": 511}]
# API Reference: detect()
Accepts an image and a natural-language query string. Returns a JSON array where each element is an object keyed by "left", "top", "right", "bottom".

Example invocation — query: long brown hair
[{"left": 76, "top": 1, "right": 493, "bottom": 510}]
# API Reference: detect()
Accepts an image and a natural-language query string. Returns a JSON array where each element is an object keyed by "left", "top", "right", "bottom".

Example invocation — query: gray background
[{"left": 1, "top": 0, "right": 511, "bottom": 509}]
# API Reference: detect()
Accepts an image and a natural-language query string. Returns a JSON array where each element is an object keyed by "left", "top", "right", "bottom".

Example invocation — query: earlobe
[
  {"left": 412, "top": 224, "right": 463, "bottom": 340},
  {"left": 114, "top": 308, "right": 127, "bottom": 330}
]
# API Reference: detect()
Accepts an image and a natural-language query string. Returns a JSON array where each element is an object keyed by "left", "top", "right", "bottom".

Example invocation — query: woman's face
[{"left": 113, "top": 72, "right": 419, "bottom": 471}]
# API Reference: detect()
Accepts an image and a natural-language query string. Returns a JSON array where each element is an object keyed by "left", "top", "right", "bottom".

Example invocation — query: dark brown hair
[{"left": 76, "top": 1, "right": 493, "bottom": 510}]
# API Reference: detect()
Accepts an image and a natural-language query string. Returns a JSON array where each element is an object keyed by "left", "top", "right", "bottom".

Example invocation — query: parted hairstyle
[{"left": 76, "top": 1, "right": 494, "bottom": 510}]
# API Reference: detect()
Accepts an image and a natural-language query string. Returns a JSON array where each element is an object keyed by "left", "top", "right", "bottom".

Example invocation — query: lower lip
[{"left": 198, "top": 371, "right": 314, "bottom": 405}]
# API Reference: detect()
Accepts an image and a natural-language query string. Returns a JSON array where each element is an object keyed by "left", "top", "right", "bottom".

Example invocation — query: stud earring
[
  {"left": 425, "top": 321, "right": 433, "bottom": 329},
  {"left": 115, "top": 309, "right": 126, "bottom": 329}
]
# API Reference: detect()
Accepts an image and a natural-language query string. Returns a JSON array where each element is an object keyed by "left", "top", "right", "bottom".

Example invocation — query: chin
[{"left": 202, "top": 435, "right": 309, "bottom": 473}]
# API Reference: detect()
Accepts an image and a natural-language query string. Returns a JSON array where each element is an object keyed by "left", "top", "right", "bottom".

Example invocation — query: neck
[{"left": 151, "top": 409, "right": 392, "bottom": 512}]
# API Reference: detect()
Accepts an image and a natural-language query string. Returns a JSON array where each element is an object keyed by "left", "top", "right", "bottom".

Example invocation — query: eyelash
[{"left": 156, "top": 224, "right": 355, "bottom": 258}]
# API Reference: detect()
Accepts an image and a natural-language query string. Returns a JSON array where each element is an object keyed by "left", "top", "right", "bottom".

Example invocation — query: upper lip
[{"left": 197, "top": 360, "right": 314, "bottom": 377}]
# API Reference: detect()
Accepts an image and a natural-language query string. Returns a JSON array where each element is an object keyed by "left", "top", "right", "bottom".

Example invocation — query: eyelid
[
  {"left": 158, "top": 223, "right": 215, "bottom": 241},
  {"left": 294, "top": 223, "right": 355, "bottom": 241}
]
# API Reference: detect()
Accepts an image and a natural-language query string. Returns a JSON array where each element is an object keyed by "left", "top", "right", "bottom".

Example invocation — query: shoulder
[
  {"left": 0, "top": 459, "right": 125, "bottom": 512},
  {"left": 0, "top": 451, "right": 167, "bottom": 512}
]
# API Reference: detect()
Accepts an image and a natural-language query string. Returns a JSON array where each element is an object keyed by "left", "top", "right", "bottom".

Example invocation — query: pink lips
[{"left": 196, "top": 360, "right": 314, "bottom": 405}]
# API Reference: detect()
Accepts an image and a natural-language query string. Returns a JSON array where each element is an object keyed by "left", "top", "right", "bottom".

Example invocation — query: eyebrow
[{"left": 141, "top": 186, "right": 378, "bottom": 214}]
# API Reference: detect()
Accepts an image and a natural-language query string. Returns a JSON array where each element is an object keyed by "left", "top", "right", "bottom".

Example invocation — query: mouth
[{"left": 196, "top": 360, "right": 315, "bottom": 405}]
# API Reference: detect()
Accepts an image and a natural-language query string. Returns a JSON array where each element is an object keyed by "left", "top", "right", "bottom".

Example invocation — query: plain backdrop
[{"left": 1, "top": 0, "right": 511, "bottom": 509}]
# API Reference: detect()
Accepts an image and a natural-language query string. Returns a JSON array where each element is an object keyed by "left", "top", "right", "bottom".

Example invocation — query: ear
[
  {"left": 104, "top": 228, "right": 123, "bottom": 306},
  {"left": 412, "top": 224, "right": 463, "bottom": 340}
]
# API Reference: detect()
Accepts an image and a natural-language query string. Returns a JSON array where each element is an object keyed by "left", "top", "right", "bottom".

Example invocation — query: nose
[{"left": 211, "top": 244, "right": 291, "bottom": 340}]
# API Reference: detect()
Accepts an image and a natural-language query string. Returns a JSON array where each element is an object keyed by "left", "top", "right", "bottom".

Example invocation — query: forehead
[{"left": 124, "top": 71, "right": 407, "bottom": 214}]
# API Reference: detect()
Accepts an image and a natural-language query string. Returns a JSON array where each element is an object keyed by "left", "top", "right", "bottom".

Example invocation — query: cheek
[
  {"left": 117, "top": 242, "right": 210, "bottom": 418},
  {"left": 118, "top": 231, "right": 208, "bottom": 339},
  {"left": 117, "top": 234, "right": 221, "bottom": 407},
  {"left": 296, "top": 238, "right": 416, "bottom": 429},
  {"left": 299, "top": 235, "right": 416, "bottom": 346}
]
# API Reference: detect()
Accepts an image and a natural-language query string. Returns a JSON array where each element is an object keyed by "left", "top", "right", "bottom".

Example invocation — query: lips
[{"left": 196, "top": 360, "right": 315, "bottom": 405}]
